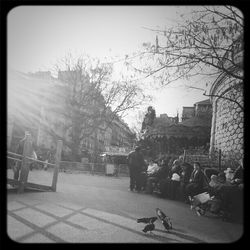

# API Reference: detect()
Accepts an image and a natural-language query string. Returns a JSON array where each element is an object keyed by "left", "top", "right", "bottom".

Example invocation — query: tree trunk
[{"left": 71, "top": 142, "right": 80, "bottom": 162}]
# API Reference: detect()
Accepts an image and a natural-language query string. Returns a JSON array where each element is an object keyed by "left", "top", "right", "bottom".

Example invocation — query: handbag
[
  {"left": 193, "top": 192, "right": 211, "bottom": 204},
  {"left": 171, "top": 173, "right": 180, "bottom": 181}
]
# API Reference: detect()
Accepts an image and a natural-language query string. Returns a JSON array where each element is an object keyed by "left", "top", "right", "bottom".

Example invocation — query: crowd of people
[{"left": 127, "top": 146, "right": 244, "bottom": 222}]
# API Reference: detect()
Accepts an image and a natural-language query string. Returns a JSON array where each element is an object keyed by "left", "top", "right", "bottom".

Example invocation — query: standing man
[
  {"left": 127, "top": 146, "right": 146, "bottom": 192},
  {"left": 13, "top": 132, "right": 36, "bottom": 180},
  {"left": 13, "top": 135, "right": 26, "bottom": 180}
]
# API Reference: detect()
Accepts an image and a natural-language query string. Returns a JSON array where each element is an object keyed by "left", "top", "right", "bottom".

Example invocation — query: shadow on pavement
[
  {"left": 7, "top": 187, "right": 48, "bottom": 194},
  {"left": 154, "top": 228, "right": 205, "bottom": 243}
]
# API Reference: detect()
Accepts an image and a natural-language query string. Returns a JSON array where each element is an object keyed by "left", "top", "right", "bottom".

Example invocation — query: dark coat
[
  {"left": 168, "top": 165, "right": 182, "bottom": 178},
  {"left": 181, "top": 164, "right": 193, "bottom": 184},
  {"left": 127, "top": 150, "right": 146, "bottom": 173},
  {"left": 16, "top": 139, "right": 25, "bottom": 155},
  {"left": 190, "top": 169, "right": 204, "bottom": 188},
  {"left": 233, "top": 166, "right": 243, "bottom": 180}
]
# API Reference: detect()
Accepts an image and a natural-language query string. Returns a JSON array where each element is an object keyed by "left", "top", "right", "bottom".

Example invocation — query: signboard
[{"left": 104, "top": 146, "right": 131, "bottom": 154}]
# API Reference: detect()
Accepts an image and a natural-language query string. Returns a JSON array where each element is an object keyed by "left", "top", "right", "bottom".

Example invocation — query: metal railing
[
  {"left": 7, "top": 151, "right": 56, "bottom": 167},
  {"left": 7, "top": 153, "right": 129, "bottom": 176}
]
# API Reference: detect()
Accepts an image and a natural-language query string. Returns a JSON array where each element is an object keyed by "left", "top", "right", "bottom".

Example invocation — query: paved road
[{"left": 7, "top": 170, "right": 243, "bottom": 243}]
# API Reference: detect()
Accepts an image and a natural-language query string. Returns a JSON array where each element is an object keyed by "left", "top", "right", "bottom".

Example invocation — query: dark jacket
[
  {"left": 233, "top": 166, "right": 243, "bottom": 180},
  {"left": 16, "top": 139, "right": 25, "bottom": 155},
  {"left": 127, "top": 151, "right": 146, "bottom": 173},
  {"left": 190, "top": 169, "right": 204, "bottom": 187},
  {"left": 168, "top": 165, "right": 182, "bottom": 178},
  {"left": 180, "top": 163, "right": 193, "bottom": 183}
]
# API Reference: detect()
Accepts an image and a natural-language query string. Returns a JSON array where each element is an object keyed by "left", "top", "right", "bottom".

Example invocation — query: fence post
[
  {"left": 51, "top": 140, "right": 63, "bottom": 192},
  {"left": 91, "top": 163, "right": 94, "bottom": 175},
  {"left": 18, "top": 132, "right": 33, "bottom": 193},
  {"left": 218, "top": 149, "right": 222, "bottom": 171}
]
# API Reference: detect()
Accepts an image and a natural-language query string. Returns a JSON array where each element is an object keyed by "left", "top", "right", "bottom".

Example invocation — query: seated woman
[
  {"left": 231, "top": 159, "right": 243, "bottom": 187},
  {"left": 219, "top": 161, "right": 243, "bottom": 222},
  {"left": 216, "top": 182, "right": 243, "bottom": 222},
  {"left": 207, "top": 172, "right": 228, "bottom": 195},
  {"left": 185, "top": 162, "right": 204, "bottom": 199},
  {"left": 145, "top": 159, "right": 169, "bottom": 194},
  {"left": 207, "top": 168, "right": 243, "bottom": 222},
  {"left": 179, "top": 162, "right": 193, "bottom": 202},
  {"left": 158, "top": 159, "right": 181, "bottom": 198}
]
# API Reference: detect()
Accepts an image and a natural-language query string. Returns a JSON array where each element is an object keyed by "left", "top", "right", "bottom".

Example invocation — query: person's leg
[
  {"left": 159, "top": 178, "right": 170, "bottom": 197},
  {"left": 169, "top": 180, "right": 179, "bottom": 199},
  {"left": 146, "top": 177, "right": 155, "bottom": 194},
  {"left": 141, "top": 173, "right": 147, "bottom": 191},
  {"left": 129, "top": 171, "right": 136, "bottom": 191},
  {"left": 14, "top": 162, "right": 21, "bottom": 181},
  {"left": 185, "top": 183, "right": 195, "bottom": 198},
  {"left": 179, "top": 182, "right": 185, "bottom": 201},
  {"left": 135, "top": 172, "right": 143, "bottom": 191},
  {"left": 173, "top": 181, "right": 181, "bottom": 200},
  {"left": 44, "top": 160, "right": 48, "bottom": 170},
  {"left": 182, "top": 183, "right": 190, "bottom": 203},
  {"left": 14, "top": 168, "right": 19, "bottom": 181}
]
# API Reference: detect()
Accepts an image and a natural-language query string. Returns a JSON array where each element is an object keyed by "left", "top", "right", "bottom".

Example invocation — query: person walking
[{"left": 127, "top": 146, "right": 146, "bottom": 192}]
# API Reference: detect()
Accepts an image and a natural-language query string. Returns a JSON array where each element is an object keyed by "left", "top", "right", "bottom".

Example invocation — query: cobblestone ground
[{"left": 7, "top": 170, "right": 244, "bottom": 243}]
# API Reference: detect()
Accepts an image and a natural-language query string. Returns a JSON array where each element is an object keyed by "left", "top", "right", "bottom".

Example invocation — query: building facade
[
  {"left": 140, "top": 100, "right": 212, "bottom": 157},
  {"left": 8, "top": 69, "right": 134, "bottom": 161},
  {"left": 181, "top": 99, "right": 212, "bottom": 122}
]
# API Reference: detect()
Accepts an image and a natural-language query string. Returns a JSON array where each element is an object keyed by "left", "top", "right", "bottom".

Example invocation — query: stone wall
[{"left": 209, "top": 74, "right": 243, "bottom": 169}]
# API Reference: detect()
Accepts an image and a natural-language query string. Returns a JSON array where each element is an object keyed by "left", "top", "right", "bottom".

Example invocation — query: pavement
[{"left": 7, "top": 170, "right": 244, "bottom": 243}]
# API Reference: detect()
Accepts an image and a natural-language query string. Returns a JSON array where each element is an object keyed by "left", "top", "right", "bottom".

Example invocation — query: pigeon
[
  {"left": 137, "top": 216, "right": 158, "bottom": 224},
  {"left": 142, "top": 221, "right": 155, "bottom": 234},
  {"left": 161, "top": 217, "right": 172, "bottom": 232},
  {"left": 156, "top": 208, "right": 172, "bottom": 232},
  {"left": 156, "top": 208, "right": 166, "bottom": 220}
]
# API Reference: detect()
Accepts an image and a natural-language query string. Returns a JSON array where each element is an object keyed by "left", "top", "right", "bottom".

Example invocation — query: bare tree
[
  {"left": 39, "top": 54, "right": 150, "bottom": 160},
  {"left": 126, "top": 6, "right": 243, "bottom": 88}
]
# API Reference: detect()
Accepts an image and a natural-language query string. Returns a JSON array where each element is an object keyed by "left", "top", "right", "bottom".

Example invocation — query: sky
[{"left": 8, "top": 6, "right": 209, "bottom": 129}]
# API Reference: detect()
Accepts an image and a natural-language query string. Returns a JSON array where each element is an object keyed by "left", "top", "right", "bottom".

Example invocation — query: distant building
[
  {"left": 141, "top": 100, "right": 212, "bottom": 156},
  {"left": 181, "top": 99, "right": 212, "bottom": 121},
  {"left": 159, "top": 113, "right": 179, "bottom": 124},
  {"left": 194, "top": 99, "right": 212, "bottom": 118},
  {"left": 7, "top": 69, "right": 134, "bottom": 160},
  {"left": 181, "top": 107, "right": 195, "bottom": 121}
]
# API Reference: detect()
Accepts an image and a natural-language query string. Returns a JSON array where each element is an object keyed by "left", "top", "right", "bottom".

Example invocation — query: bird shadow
[
  {"left": 154, "top": 228, "right": 206, "bottom": 243},
  {"left": 143, "top": 232, "right": 175, "bottom": 242}
]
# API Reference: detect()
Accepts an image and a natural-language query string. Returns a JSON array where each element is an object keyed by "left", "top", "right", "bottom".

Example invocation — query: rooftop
[
  {"left": 180, "top": 116, "right": 212, "bottom": 127},
  {"left": 194, "top": 99, "right": 211, "bottom": 105}
]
